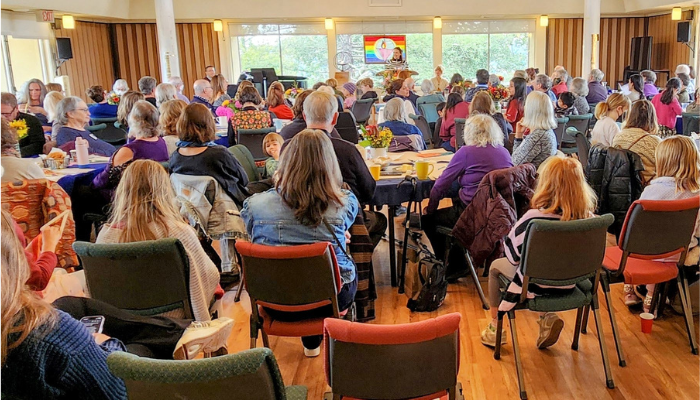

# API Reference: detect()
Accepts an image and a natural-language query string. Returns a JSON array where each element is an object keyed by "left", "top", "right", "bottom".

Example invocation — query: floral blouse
[{"left": 231, "top": 107, "right": 273, "bottom": 132}]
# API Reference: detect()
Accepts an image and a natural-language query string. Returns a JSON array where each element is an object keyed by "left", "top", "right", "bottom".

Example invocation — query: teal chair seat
[{"left": 515, "top": 279, "right": 593, "bottom": 313}]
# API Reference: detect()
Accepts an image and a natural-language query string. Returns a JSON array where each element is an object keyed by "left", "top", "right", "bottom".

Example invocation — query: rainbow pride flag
[{"left": 364, "top": 35, "right": 406, "bottom": 64}]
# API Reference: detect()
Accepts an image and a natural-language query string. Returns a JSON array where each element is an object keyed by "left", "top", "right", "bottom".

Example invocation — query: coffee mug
[
  {"left": 369, "top": 164, "right": 381, "bottom": 180},
  {"left": 216, "top": 116, "right": 227, "bottom": 126},
  {"left": 415, "top": 161, "right": 434, "bottom": 180}
]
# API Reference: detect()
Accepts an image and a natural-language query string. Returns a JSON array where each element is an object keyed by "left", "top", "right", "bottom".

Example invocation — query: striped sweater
[
  {"left": 1, "top": 310, "right": 126, "bottom": 399},
  {"left": 499, "top": 209, "right": 578, "bottom": 312}
]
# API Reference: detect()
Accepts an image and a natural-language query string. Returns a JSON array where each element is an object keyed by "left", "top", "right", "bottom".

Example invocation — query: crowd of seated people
[{"left": 1, "top": 59, "right": 698, "bottom": 399}]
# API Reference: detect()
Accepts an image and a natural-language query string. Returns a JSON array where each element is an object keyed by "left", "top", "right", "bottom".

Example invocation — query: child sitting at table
[
  {"left": 555, "top": 92, "right": 579, "bottom": 118},
  {"left": 263, "top": 132, "right": 283, "bottom": 178}
]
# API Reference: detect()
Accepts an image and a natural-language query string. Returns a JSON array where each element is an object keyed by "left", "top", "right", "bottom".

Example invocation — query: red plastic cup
[{"left": 640, "top": 313, "right": 654, "bottom": 333}]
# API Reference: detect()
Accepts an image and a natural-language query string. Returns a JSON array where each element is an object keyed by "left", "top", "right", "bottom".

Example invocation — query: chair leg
[
  {"left": 656, "top": 282, "right": 671, "bottom": 317},
  {"left": 581, "top": 305, "right": 590, "bottom": 334},
  {"left": 508, "top": 311, "right": 527, "bottom": 400},
  {"left": 677, "top": 276, "right": 699, "bottom": 355},
  {"left": 601, "top": 275, "right": 626, "bottom": 367},
  {"left": 466, "top": 251, "right": 489, "bottom": 310},
  {"left": 592, "top": 295, "right": 615, "bottom": 389},
  {"left": 234, "top": 273, "right": 245, "bottom": 302},
  {"left": 249, "top": 314, "right": 258, "bottom": 349},
  {"left": 649, "top": 283, "right": 661, "bottom": 316},
  {"left": 494, "top": 312, "right": 505, "bottom": 360},
  {"left": 572, "top": 307, "right": 584, "bottom": 351},
  {"left": 261, "top": 330, "right": 270, "bottom": 348}
]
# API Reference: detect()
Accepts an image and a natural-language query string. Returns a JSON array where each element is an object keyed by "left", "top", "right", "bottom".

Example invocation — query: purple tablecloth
[{"left": 57, "top": 163, "right": 107, "bottom": 196}]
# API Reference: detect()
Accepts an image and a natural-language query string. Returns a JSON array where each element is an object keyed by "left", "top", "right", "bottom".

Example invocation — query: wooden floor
[{"left": 219, "top": 214, "right": 700, "bottom": 400}]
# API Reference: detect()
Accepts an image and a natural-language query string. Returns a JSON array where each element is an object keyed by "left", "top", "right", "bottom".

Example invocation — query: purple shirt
[
  {"left": 586, "top": 81, "right": 608, "bottom": 103},
  {"left": 643, "top": 82, "right": 659, "bottom": 97},
  {"left": 426, "top": 144, "right": 513, "bottom": 213}
]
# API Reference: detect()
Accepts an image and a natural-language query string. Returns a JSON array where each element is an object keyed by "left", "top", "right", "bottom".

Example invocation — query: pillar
[
  {"left": 327, "top": 20, "right": 337, "bottom": 79},
  {"left": 582, "top": 0, "right": 600, "bottom": 79},
  {"left": 154, "top": 0, "right": 180, "bottom": 81},
  {"left": 433, "top": 20, "right": 442, "bottom": 68}
]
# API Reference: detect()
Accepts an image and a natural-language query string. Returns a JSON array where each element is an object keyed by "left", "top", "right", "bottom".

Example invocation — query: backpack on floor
[{"left": 406, "top": 256, "right": 448, "bottom": 312}]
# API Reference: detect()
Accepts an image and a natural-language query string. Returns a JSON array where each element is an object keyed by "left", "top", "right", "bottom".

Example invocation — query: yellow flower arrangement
[
  {"left": 9, "top": 119, "right": 28, "bottom": 140},
  {"left": 360, "top": 125, "right": 393, "bottom": 149}
]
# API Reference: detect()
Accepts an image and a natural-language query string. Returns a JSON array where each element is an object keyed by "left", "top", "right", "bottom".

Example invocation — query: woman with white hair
[
  {"left": 569, "top": 77, "right": 590, "bottom": 114},
  {"left": 112, "top": 79, "right": 129, "bottom": 96},
  {"left": 54, "top": 96, "right": 115, "bottom": 156},
  {"left": 422, "top": 114, "right": 513, "bottom": 275},
  {"left": 420, "top": 79, "right": 445, "bottom": 103},
  {"left": 512, "top": 91, "right": 558, "bottom": 168},
  {"left": 155, "top": 83, "right": 178, "bottom": 108},
  {"left": 168, "top": 76, "right": 191, "bottom": 104},
  {"left": 586, "top": 68, "right": 608, "bottom": 103},
  {"left": 676, "top": 64, "right": 695, "bottom": 93},
  {"left": 378, "top": 98, "right": 425, "bottom": 151}
]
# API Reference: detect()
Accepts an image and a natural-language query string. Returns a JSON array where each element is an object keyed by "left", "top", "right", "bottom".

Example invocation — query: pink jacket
[{"left": 651, "top": 92, "right": 682, "bottom": 129}]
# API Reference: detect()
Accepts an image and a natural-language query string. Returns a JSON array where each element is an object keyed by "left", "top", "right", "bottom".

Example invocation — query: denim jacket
[{"left": 241, "top": 188, "right": 359, "bottom": 284}]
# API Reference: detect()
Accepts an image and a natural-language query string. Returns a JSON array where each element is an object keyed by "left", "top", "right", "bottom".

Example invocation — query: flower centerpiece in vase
[
  {"left": 107, "top": 93, "right": 120, "bottom": 106},
  {"left": 487, "top": 79, "right": 509, "bottom": 111},
  {"left": 359, "top": 125, "right": 393, "bottom": 159},
  {"left": 216, "top": 99, "right": 242, "bottom": 120},
  {"left": 284, "top": 82, "right": 301, "bottom": 106}
]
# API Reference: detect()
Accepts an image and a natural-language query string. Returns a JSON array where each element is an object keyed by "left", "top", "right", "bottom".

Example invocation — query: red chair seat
[
  {"left": 603, "top": 246, "right": 678, "bottom": 285},
  {"left": 259, "top": 306, "right": 327, "bottom": 337}
]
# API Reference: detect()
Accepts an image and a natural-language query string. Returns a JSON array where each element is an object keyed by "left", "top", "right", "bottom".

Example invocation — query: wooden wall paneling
[
  {"left": 599, "top": 17, "right": 646, "bottom": 87},
  {"left": 546, "top": 18, "right": 583, "bottom": 78},
  {"left": 55, "top": 21, "right": 114, "bottom": 102},
  {"left": 174, "top": 23, "right": 221, "bottom": 99},
  {"left": 647, "top": 12, "right": 692, "bottom": 86}
]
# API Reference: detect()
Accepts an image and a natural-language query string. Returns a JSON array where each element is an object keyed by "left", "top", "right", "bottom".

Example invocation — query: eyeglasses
[
  {"left": 1, "top": 106, "right": 17, "bottom": 117},
  {"left": 76, "top": 108, "right": 90, "bottom": 112}
]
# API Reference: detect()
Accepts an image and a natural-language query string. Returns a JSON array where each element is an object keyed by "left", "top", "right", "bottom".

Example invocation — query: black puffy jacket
[{"left": 586, "top": 144, "right": 644, "bottom": 237}]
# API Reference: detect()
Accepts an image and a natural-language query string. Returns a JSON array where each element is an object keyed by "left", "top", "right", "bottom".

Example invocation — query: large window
[
  {"left": 442, "top": 20, "right": 533, "bottom": 82},
  {"left": 232, "top": 24, "right": 329, "bottom": 86},
  {"left": 1, "top": 36, "right": 47, "bottom": 93},
  {"left": 336, "top": 22, "right": 433, "bottom": 86}
]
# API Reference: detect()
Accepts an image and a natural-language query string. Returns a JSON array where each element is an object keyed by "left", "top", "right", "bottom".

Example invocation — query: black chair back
[
  {"left": 335, "top": 112, "right": 359, "bottom": 143},
  {"left": 454, "top": 118, "right": 466, "bottom": 149},
  {"left": 409, "top": 114, "right": 433, "bottom": 145},
  {"left": 575, "top": 132, "right": 591, "bottom": 167},
  {"left": 682, "top": 112, "right": 699, "bottom": 136},
  {"left": 553, "top": 117, "right": 570, "bottom": 148},
  {"left": 74, "top": 238, "right": 194, "bottom": 319},
  {"left": 237, "top": 127, "right": 276, "bottom": 160},
  {"left": 350, "top": 98, "right": 375, "bottom": 125}
]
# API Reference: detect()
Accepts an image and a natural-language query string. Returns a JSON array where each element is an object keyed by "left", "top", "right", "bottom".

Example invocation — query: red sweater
[
  {"left": 268, "top": 104, "right": 294, "bottom": 120},
  {"left": 13, "top": 221, "right": 58, "bottom": 291}
]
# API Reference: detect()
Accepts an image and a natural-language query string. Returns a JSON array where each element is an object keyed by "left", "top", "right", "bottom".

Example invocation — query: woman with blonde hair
[
  {"left": 481, "top": 156, "right": 597, "bottom": 349},
  {"left": 159, "top": 99, "right": 187, "bottom": 154},
  {"left": 210, "top": 74, "right": 231, "bottom": 108},
  {"left": 266, "top": 81, "right": 293, "bottom": 120},
  {"left": 116, "top": 90, "right": 145, "bottom": 130},
  {"left": 44, "top": 91, "right": 65, "bottom": 140},
  {"left": 97, "top": 160, "right": 220, "bottom": 322},
  {"left": 590, "top": 93, "right": 631, "bottom": 146},
  {"left": 241, "top": 129, "right": 359, "bottom": 357},
  {"left": 423, "top": 114, "right": 513, "bottom": 276},
  {"left": 511, "top": 91, "right": 558, "bottom": 168},
  {"left": 624, "top": 136, "right": 700, "bottom": 310},
  {"left": 612, "top": 99, "right": 661, "bottom": 184}
]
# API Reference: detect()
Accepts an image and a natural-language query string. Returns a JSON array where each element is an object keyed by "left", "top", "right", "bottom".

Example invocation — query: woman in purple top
[
  {"left": 93, "top": 101, "right": 169, "bottom": 200},
  {"left": 641, "top": 70, "right": 660, "bottom": 97},
  {"left": 422, "top": 114, "right": 513, "bottom": 278}
]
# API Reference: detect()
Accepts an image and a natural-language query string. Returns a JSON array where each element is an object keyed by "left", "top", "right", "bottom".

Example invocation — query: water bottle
[{"left": 75, "top": 137, "right": 89, "bottom": 167}]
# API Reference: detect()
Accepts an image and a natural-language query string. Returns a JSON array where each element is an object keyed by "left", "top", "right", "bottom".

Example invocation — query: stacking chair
[
  {"left": 335, "top": 112, "right": 359, "bottom": 143},
  {"left": 682, "top": 112, "right": 700, "bottom": 136},
  {"left": 89, "top": 117, "right": 128, "bottom": 146},
  {"left": 597, "top": 197, "right": 700, "bottom": 364},
  {"left": 574, "top": 131, "right": 591, "bottom": 167},
  {"left": 107, "top": 348, "right": 307, "bottom": 400},
  {"left": 566, "top": 113, "right": 592, "bottom": 137},
  {"left": 74, "top": 238, "right": 196, "bottom": 319},
  {"left": 229, "top": 144, "right": 262, "bottom": 183},
  {"left": 437, "top": 225, "right": 489, "bottom": 310},
  {"left": 323, "top": 313, "right": 463, "bottom": 400},
  {"left": 493, "top": 215, "right": 615, "bottom": 400},
  {"left": 235, "top": 241, "right": 342, "bottom": 349},
  {"left": 408, "top": 113, "right": 433, "bottom": 146},
  {"left": 553, "top": 117, "right": 570, "bottom": 149},
  {"left": 350, "top": 98, "right": 375, "bottom": 125},
  {"left": 454, "top": 118, "right": 466, "bottom": 149},
  {"left": 561, "top": 114, "right": 592, "bottom": 154},
  {"left": 417, "top": 98, "right": 441, "bottom": 124},
  {"left": 237, "top": 127, "right": 276, "bottom": 161}
]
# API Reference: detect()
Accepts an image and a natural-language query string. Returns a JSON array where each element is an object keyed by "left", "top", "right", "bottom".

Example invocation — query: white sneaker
[
  {"left": 303, "top": 346, "right": 321, "bottom": 357},
  {"left": 173, "top": 317, "right": 234, "bottom": 360}
]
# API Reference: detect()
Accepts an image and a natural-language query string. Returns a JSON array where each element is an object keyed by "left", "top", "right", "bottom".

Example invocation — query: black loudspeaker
[
  {"left": 56, "top": 38, "right": 73, "bottom": 60},
  {"left": 677, "top": 22, "right": 691, "bottom": 43},
  {"left": 630, "top": 36, "right": 652, "bottom": 72}
]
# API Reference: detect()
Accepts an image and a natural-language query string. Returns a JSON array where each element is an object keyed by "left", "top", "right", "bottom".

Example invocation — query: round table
[
  {"left": 366, "top": 149, "right": 453, "bottom": 286},
  {"left": 44, "top": 163, "right": 108, "bottom": 196}
]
